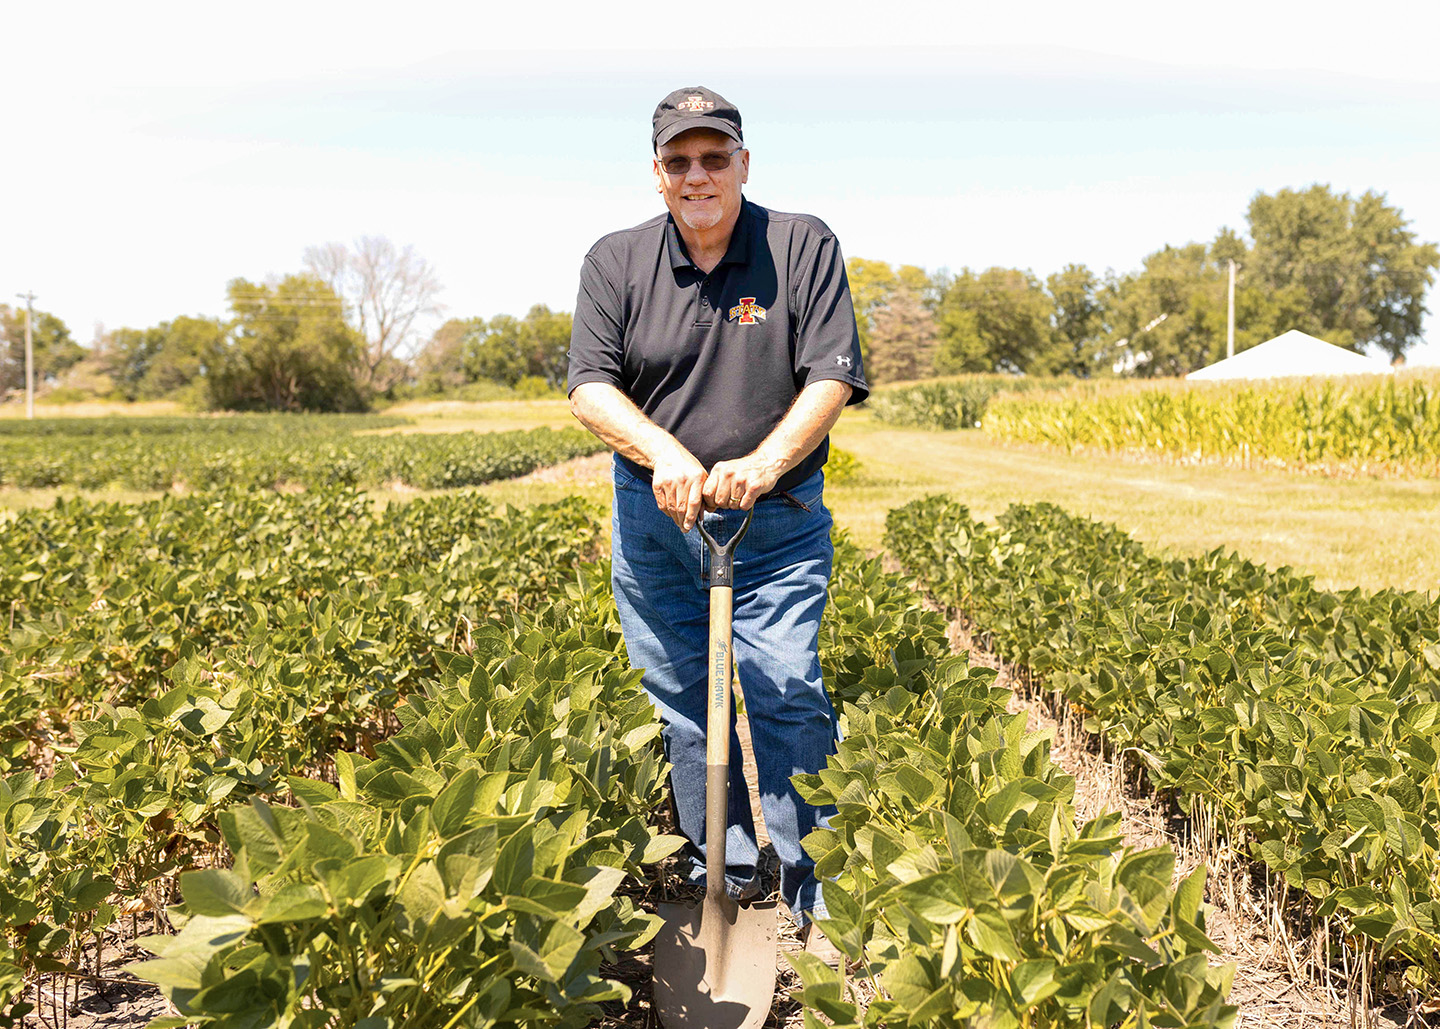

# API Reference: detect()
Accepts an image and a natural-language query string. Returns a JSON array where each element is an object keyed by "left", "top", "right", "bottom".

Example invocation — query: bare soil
[{"left": 20, "top": 911, "right": 178, "bottom": 1029}]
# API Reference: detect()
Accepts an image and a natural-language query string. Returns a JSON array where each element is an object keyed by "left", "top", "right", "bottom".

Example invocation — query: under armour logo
[{"left": 835, "top": 355, "right": 852, "bottom": 367}]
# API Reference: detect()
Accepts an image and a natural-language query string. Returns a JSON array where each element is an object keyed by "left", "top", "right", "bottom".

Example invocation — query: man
[{"left": 566, "top": 86, "right": 867, "bottom": 957}]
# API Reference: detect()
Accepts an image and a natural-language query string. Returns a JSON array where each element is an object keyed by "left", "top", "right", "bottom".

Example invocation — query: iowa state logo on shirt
[{"left": 727, "top": 297, "right": 767, "bottom": 325}]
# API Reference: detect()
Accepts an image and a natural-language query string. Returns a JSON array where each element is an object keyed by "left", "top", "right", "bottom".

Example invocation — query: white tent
[{"left": 1186, "top": 329, "right": 1392, "bottom": 381}]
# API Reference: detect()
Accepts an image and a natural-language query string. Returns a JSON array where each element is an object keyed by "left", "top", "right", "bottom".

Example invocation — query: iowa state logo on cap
[
  {"left": 676, "top": 94, "right": 715, "bottom": 112},
  {"left": 728, "top": 298, "right": 767, "bottom": 325}
]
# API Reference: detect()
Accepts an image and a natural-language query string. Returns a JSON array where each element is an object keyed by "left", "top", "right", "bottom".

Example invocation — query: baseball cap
[{"left": 652, "top": 87, "right": 743, "bottom": 150}]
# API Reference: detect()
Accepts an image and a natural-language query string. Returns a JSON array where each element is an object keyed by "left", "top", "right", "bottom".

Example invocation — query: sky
[{"left": 5, "top": 1, "right": 1440, "bottom": 364}]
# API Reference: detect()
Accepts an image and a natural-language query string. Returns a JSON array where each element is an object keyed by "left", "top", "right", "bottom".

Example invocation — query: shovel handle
[
  {"left": 697, "top": 510, "right": 751, "bottom": 900},
  {"left": 705, "top": 584, "right": 732, "bottom": 900}
]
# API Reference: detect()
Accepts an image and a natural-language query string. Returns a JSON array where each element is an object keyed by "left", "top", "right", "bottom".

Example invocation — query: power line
[{"left": 227, "top": 297, "right": 345, "bottom": 307}]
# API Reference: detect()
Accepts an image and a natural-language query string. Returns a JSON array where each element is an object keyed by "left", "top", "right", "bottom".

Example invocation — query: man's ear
[
  {"left": 739, "top": 148, "right": 750, "bottom": 186},
  {"left": 652, "top": 156, "right": 665, "bottom": 194}
]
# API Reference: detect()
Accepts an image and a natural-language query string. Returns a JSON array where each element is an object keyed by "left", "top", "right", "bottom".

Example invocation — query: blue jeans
[{"left": 609, "top": 455, "right": 838, "bottom": 925}]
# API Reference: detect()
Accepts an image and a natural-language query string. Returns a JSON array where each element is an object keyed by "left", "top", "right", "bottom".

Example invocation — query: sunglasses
[{"left": 658, "top": 148, "right": 745, "bottom": 176}]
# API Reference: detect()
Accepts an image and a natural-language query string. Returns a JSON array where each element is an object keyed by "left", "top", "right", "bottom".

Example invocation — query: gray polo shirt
[{"left": 567, "top": 198, "right": 868, "bottom": 495}]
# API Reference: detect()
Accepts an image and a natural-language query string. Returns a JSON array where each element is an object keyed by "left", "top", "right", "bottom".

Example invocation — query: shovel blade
[{"left": 653, "top": 896, "right": 778, "bottom": 1029}]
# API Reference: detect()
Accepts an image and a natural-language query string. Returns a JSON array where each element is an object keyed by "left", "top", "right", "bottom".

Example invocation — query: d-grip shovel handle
[
  {"left": 695, "top": 508, "right": 752, "bottom": 902},
  {"left": 697, "top": 508, "right": 752, "bottom": 589}
]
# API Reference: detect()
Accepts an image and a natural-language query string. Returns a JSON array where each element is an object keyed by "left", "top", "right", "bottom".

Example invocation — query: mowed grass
[
  {"left": 0, "top": 399, "right": 186, "bottom": 419},
  {"left": 4, "top": 398, "right": 1435, "bottom": 594},
  {"left": 375, "top": 398, "right": 577, "bottom": 434},
  {"left": 447, "top": 402, "right": 1439, "bottom": 594},
  {"left": 825, "top": 410, "right": 1440, "bottom": 594}
]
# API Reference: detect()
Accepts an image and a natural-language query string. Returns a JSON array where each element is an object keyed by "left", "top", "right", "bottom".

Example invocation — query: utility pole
[
  {"left": 15, "top": 291, "right": 36, "bottom": 419},
  {"left": 1226, "top": 260, "right": 1236, "bottom": 360}
]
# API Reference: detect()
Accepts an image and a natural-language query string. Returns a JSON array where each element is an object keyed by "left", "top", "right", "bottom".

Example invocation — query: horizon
[{"left": 6, "top": 2, "right": 1439, "bottom": 366}]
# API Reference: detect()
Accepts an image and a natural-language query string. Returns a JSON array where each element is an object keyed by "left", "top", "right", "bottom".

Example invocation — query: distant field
[
  {"left": 0, "top": 410, "right": 601, "bottom": 491},
  {"left": 0, "top": 398, "right": 186, "bottom": 418},
  {"left": 374, "top": 397, "right": 578, "bottom": 433},
  {"left": 3, "top": 398, "right": 1433, "bottom": 593},
  {"left": 415, "top": 400, "right": 1440, "bottom": 594}
]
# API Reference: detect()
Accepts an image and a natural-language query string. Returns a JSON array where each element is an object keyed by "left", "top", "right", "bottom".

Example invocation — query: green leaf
[
  {"left": 880, "top": 954, "right": 935, "bottom": 1008},
  {"left": 328, "top": 855, "right": 396, "bottom": 906},
  {"left": 509, "top": 918, "right": 585, "bottom": 982},
  {"left": 640, "top": 833, "right": 687, "bottom": 865},
  {"left": 179, "top": 869, "right": 254, "bottom": 918},
  {"left": 288, "top": 776, "right": 339, "bottom": 807},
  {"left": 1009, "top": 958, "right": 1060, "bottom": 1008},
  {"left": 966, "top": 909, "right": 1022, "bottom": 962},
  {"left": 1172, "top": 863, "right": 1205, "bottom": 925},
  {"left": 897, "top": 875, "right": 970, "bottom": 925},
  {"left": 396, "top": 861, "right": 446, "bottom": 930},
  {"left": 566, "top": 865, "right": 627, "bottom": 925},
  {"left": 430, "top": 768, "right": 479, "bottom": 839},
  {"left": 785, "top": 950, "right": 845, "bottom": 993},
  {"left": 335, "top": 751, "right": 360, "bottom": 802},
  {"left": 887, "top": 845, "right": 941, "bottom": 884},
  {"left": 254, "top": 884, "right": 328, "bottom": 924}
]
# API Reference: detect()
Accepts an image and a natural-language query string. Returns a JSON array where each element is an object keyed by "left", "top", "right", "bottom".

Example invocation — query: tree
[
  {"left": 457, "top": 305, "right": 574, "bottom": 389},
  {"left": 1103, "top": 229, "right": 1319, "bottom": 377},
  {"left": 518, "top": 305, "right": 572, "bottom": 388},
  {"left": 146, "top": 317, "right": 225, "bottom": 398},
  {"left": 1244, "top": 185, "right": 1438, "bottom": 360},
  {"left": 106, "top": 316, "right": 226, "bottom": 400},
  {"left": 413, "top": 318, "right": 474, "bottom": 395},
  {"left": 0, "top": 304, "right": 83, "bottom": 395},
  {"left": 304, "top": 236, "right": 445, "bottom": 393},
  {"left": 1105, "top": 243, "right": 1228, "bottom": 377},
  {"left": 105, "top": 325, "right": 166, "bottom": 399},
  {"left": 461, "top": 315, "right": 525, "bottom": 387},
  {"left": 846, "top": 258, "right": 936, "bottom": 364},
  {"left": 933, "top": 267, "right": 1055, "bottom": 374},
  {"left": 1045, "top": 264, "right": 1106, "bottom": 376},
  {"left": 866, "top": 287, "right": 938, "bottom": 384},
  {"left": 207, "top": 276, "right": 366, "bottom": 412}
]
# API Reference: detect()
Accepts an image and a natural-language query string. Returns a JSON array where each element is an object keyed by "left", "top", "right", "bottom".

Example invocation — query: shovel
[{"left": 654, "top": 507, "right": 777, "bottom": 1029}]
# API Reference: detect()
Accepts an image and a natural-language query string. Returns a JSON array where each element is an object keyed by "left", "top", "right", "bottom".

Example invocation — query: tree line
[
  {"left": 855, "top": 185, "right": 1438, "bottom": 383},
  {"left": 4, "top": 184, "right": 1435, "bottom": 412},
  {"left": 2, "top": 235, "right": 572, "bottom": 413}
]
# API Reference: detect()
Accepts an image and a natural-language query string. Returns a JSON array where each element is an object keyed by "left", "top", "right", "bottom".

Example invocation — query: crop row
[
  {"left": 886, "top": 495, "right": 1440, "bottom": 1005},
  {"left": 0, "top": 414, "right": 410, "bottom": 438},
  {"left": 1, "top": 488, "right": 607, "bottom": 1022},
  {"left": 867, "top": 376, "right": 1065, "bottom": 431},
  {"left": 5, "top": 488, "right": 603, "bottom": 771},
  {"left": 0, "top": 487, "right": 1238, "bottom": 1026},
  {"left": 0, "top": 424, "right": 604, "bottom": 490},
  {"left": 980, "top": 373, "right": 1440, "bottom": 474},
  {"left": 802, "top": 544, "right": 1234, "bottom": 1026}
]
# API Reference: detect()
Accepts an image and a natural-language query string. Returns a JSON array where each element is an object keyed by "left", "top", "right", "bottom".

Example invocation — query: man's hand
[
  {"left": 652, "top": 445, "right": 709, "bottom": 532},
  {"left": 703, "top": 454, "right": 784, "bottom": 511}
]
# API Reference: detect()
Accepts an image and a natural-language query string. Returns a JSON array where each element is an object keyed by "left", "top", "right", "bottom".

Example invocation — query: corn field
[
  {"left": 981, "top": 371, "right": 1440, "bottom": 475},
  {"left": 866, "top": 374, "right": 1069, "bottom": 430}
]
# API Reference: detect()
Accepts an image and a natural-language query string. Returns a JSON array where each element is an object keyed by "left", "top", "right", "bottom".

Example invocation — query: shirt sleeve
[
  {"left": 566, "top": 249, "right": 627, "bottom": 396},
  {"left": 792, "top": 233, "right": 869, "bottom": 404}
]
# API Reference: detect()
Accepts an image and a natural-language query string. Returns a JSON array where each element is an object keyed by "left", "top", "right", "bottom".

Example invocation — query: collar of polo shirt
[{"left": 665, "top": 199, "right": 754, "bottom": 272}]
